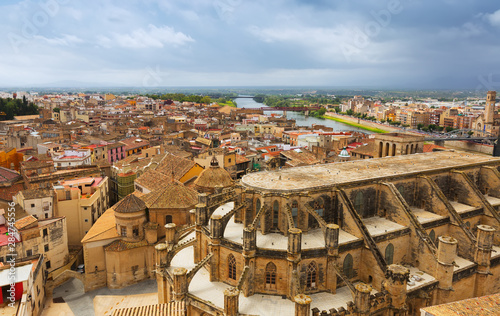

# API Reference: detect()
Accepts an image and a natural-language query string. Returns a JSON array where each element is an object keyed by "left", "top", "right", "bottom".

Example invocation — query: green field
[
  {"left": 218, "top": 100, "right": 237, "bottom": 107},
  {"left": 323, "top": 115, "right": 389, "bottom": 133}
]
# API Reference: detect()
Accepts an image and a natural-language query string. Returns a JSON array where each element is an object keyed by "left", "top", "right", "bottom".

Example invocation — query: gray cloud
[{"left": 0, "top": 0, "right": 499, "bottom": 89}]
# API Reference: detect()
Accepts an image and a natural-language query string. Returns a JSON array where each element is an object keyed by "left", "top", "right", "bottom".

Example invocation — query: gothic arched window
[
  {"left": 385, "top": 243, "right": 394, "bottom": 265},
  {"left": 429, "top": 229, "right": 436, "bottom": 244},
  {"left": 306, "top": 261, "right": 317, "bottom": 289},
  {"left": 354, "top": 192, "right": 364, "bottom": 214},
  {"left": 228, "top": 254, "right": 236, "bottom": 280},
  {"left": 343, "top": 254, "right": 354, "bottom": 278},
  {"left": 291, "top": 200, "right": 299, "bottom": 227},
  {"left": 272, "top": 200, "right": 279, "bottom": 228},
  {"left": 265, "top": 262, "right": 277, "bottom": 289}
]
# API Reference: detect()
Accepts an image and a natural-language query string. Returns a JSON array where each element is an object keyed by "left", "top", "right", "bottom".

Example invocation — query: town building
[
  {"left": 52, "top": 149, "right": 92, "bottom": 169},
  {"left": 14, "top": 189, "right": 55, "bottom": 220},
  {"left": 54, "top": 176, "right": 109, "bottom": 245},
  {"left": 0, "top": 255, "right": 46, "bottom": 316}
]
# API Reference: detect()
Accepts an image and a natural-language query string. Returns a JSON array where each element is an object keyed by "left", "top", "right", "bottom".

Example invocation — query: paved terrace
[
  {"left": 241, "top": 151, "right": 500, "bottom": 192},
  {"left": 212, "top": 202, "right": 360, "bottom": 250}
]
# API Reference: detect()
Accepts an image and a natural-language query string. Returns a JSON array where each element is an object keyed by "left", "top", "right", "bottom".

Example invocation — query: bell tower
[{"left": 485, "top": 91, "right": 496, "bottom": 125}]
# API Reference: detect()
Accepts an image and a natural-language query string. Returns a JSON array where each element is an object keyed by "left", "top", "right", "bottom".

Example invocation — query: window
[
  {"left": 165, "top": 215, "right": 172, "bottom": 224},
  {"left": 291, "top": 200, "right": 299, "bottom": 227},
  {"left": 228, "top": 254, "right": 237, "bottom": 280},
  {"left": 265, "top": 262, "right": 277, "bottom": 289},
  {"left": 46, "top": 261, "right": 51, "bottom": 269},
  {"left": 397, "top": 185, "right": 405, "bottom": 197},
  {"left": 31, "top": 203, "right": 35, "bottom": 208},
  {"left": 43, "top": 228, "right": 48, "bottom": 237},
  {"left": 306, "top": 262, "right": 317, "bottom": 289},
  {"left": 121, "top": 226, "right": 127, "bottom": 237},
  {"left": 429, "top": 230, "right": 436, "bottom": 244},
  {"left": 255, "top": 199, "right": 261, "bottom": 213},
  {"left": 228, "top": 158, "right": 231, "bottom": 163},
  {"left": 343, "top": 254, "right": 354, "bottom": 278},
  {"left": 44, "top": 213, "right": 49, "bottom": 219},
  {"left": 65, "top": 191, "right": 71, "bottom": 200},
  {"left": 26, "top": 250, "right": 32, "bottom": 256},
  {"left": 44, "top": 245, "right": 49, "bottom": 252},
  {"left": 133, "top": 226, "right": 139, "bottom": 237},
  {"left": 354, "top": 191, "right": 364, "bottom": 214},
  {"left": 314, "top": 198, "right": 324, "bottom": 217},
  {"left": 272, "top": 201, "right": 279, "bottom": 229},
  {"left": 385, "top": 243, "right": 394, "bottom": 265}
]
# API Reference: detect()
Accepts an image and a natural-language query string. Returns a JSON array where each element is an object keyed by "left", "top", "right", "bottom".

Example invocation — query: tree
[
  {"left": 53, "top": 108, "right": 60, "bottom": 113},
  {"left": 445, "top": 126, "right": 454, "bottom": 133},
  {"left": 417, "top": 123, "right": 424, "bottom": 130},
  {"left": 200, "top": 96, "right": 211, "bottom": 104},
  {"left": 380, "top": 119, "right": 386, "bottom": 123}
]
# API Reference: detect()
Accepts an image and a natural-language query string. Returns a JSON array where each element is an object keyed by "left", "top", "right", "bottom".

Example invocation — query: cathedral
[{"left": 155, "top": 151, "right": 500, "bottom": 315}]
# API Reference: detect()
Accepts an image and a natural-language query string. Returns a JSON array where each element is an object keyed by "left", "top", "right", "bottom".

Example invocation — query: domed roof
[
  {"left": 114, "top": 193, "right": 147, "bottom": 213},
  {"left": 338, "top": 147, "right": 350, "bottom": 158},
  {"left": 194, "top": 156, "right": 234, "bottom": 191},
  {"left": 143, "top": 179, "right": 198, "bottom": 209}
]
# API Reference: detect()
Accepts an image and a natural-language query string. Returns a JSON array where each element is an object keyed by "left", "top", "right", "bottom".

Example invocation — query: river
[{"left": 234, "top": 96, "right": 370, "bottom": 133}]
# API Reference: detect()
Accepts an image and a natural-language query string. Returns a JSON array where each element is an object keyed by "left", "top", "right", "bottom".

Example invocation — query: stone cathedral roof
[
  {"left": 241, "top": 151, "right": 500, "bottom": 192},
  {"left": 142, "top": 179, "right": 198, "bottom": 209},
  {"left": 194, "top": 156, "right": 233, "bottom": 190},
  {"left": 114, "top": 193, "right": 147, "bottom": 213}
]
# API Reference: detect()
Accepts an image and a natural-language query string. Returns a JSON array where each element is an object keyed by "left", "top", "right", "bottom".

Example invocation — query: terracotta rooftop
[
  {"left": 421, "top": 293, "right": 500, "bottom": 315},
  {"left": 235, "top": 154, "right": 250, "bottom": 164},
  {"left": 135, "top": 169, "right": 170, "bottom": 192},
  {"left": 114, "top": 153, "right": 166, "bottom": 171},
  {"left": 14, "top": 215, "right": 37, "bottom": 230},
  {"left": 121, "top": 137, "right": 150, "bottom": 150},
  {"left": 20, "top": 188, "right": 54, "bottom": 199},
  {"left": 81, "top": 208, "right": 119, "bottom": 243},
  {"left": 0, "top": 168, "right": 21, "bottom": 185},
  {"left": 195, "top": 137, "right": 211, "bottom": 146},
  {"left": 155, "top": 153, "right": 198, "bottom": 181},
  {"left": 111, "top": 302, "right": 186, "bottom": 316},
  {"left": 21, "top": 160, "right": 54, "bottom": 169},
  {"left": 104, "top": 239, "right": 149, "bottom": 252},
  {"left": 423, "top": 144, "right": 447, "bottom": 153},
  {"left": 142, "top": 179, "right": 198, "bottom": 209},
  {"left": 281, "top": 150, "right": 320, "bottom": 167},
  {"left": 350, "top": 140, "right": 376, "bottom": 157},
  {"left": 114, "top": 193, "right": 147, "bottom": 213}
]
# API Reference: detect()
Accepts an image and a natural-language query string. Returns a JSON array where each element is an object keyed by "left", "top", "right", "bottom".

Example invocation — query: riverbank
[
  {"left": 217, "top": 100, "right": 237, "bottom": 107},
  {"left": 323, "top": 112, "right": 398, "bottom": 133}
]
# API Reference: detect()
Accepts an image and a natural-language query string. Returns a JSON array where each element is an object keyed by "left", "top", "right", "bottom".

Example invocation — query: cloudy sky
[{"left": 1, "top": 0, "right": 500, "bottom": 89}]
